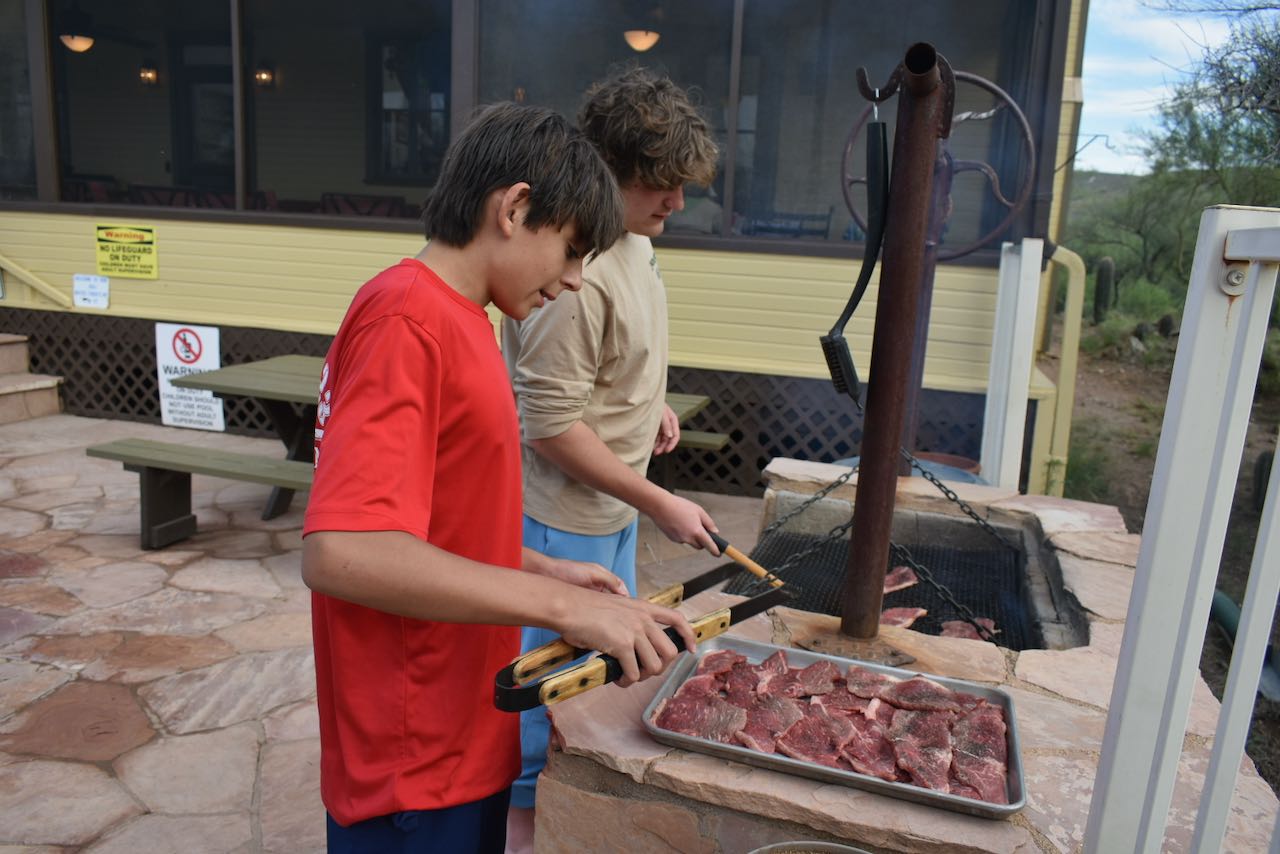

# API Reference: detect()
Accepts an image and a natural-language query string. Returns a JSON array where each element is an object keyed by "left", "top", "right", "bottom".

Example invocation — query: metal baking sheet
[{"left": 641, "top": 636, "right": 1026, "bottom": 820}]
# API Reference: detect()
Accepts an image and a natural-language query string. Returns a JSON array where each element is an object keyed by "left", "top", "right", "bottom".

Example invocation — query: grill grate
[{"left": 724, "top": 530, "right": 1040, "bottom": 651}]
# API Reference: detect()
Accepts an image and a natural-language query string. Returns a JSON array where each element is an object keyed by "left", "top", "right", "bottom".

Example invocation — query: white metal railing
[
  {"left": 1084, "top": 206, "right": 1280, "bottom": 852},
  {"left": 981, "top": 237, "right": 1042, "bottom": 490}
]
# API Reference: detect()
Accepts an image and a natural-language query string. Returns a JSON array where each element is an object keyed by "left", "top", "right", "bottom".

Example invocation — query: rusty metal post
[{"left": 841, "top": 44, "right": 954, "bottom": 638}]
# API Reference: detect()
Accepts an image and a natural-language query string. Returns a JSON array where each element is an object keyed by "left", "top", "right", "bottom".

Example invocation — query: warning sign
[
  {"left": 155, "top": 322, "right": 224, "bottom": 431},
  {"left": 97, "top": 224, "right": 158, "bottom": 279}
]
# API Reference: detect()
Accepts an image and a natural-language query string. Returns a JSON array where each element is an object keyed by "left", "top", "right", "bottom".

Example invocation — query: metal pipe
[
  {"left": 841, "top": 44, "right": 953, "bottom": 638},
  {"left": 1043, "top": 243, "right": 1085, "bottom": 496}
]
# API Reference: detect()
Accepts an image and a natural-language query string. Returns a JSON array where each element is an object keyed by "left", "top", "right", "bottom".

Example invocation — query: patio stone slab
[
  {"left": 264, "top": 700, "right": 320, "bottom": 742},
  {"left": 114, "top": 724, "right": 258, "bottom": 813},
  {"left": 215, "top": 612, "right": 311, "bottom": 652},
  {"left": 0, "top": 660, "right": 73, "bottom": 721},
  {"left": 80, "top": 633, "right": 237, "bottom": 684},
  {"left": 0, "top": 509, "right": 45, "bottom": 540},
  {"left": 1020, "top": 753, "right": 1095, "bottom": 852},
  {"left": 65, "top": 534, "right": 147, "bottom": 561},
  {"left": 0, "top": 681, "right": 154, "bottom": 761},
  {"left": 139, "top": 646, "right": 314, "bottom": 734},
  {"left": 1057, "top": 554, "right": 1135, "bottom": 621},
  {"left": 0, "top": 607, "right": 52, "bottom": 647},
  {"left": 0, "top": 530, "right": 75, "bottom": 554},
  {"left": 49, "top": 588, "right": 268, "bottom": 637},
  {"left": 1003, "top": 686, "right": 1108, "bottom": 752},
  {"left": 1049, "top": 530, "right": 1142, "bottom": 566},
  {"left": 0, "top": 759, "right": 141, "bottom": 846},
  {"left": 22, "top": 632, "right": 125, "bottom": 671},
  {"left": 536, "top": 772, "right": 716, "bottom": 854},
  {"left": 550, "top": 678, "right": 671, "bottom": 783},
  {"left": 6, "top": 486, "right": 104, "bottom": 512},
  {"left": 989, "top": 494, "right": 1129, "bottom": 536},
  {"left": 170, "top": 557, "right": 281, "bottom": 599},
  {"left": 52, "top": 561, "right": 168, "bottom": 608},
  {"left": 259, "top": 739, "right": 325, "bottom": 854},
  {"left": 1016, "top": 646, "right": 1115, "bottom": 709},
  {"left": 0, "top": 580, "right": 82, "bottom": 616},
  {"left": 184, "top": 529, "right": 277, "bottom": 560},
  {"left": 82, "top": 814, "right": 253, "bottom": 854},
  {"left": 262, "top": 552, "right": 306, "bottom": 593},
  {"left": 0, "top": 551, "right": 47, "bottom": 579},
  {"left": 274, "top": 529, "right": 304, "bottom": 551}
]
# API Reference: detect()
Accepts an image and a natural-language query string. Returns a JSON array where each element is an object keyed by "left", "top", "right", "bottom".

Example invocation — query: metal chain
[
  {"left": 899, "top": 448, "right": 1020, "bottom": 552},
  {"left": 758, "top": 463, "right": 858, "bottom": 541},
  {"left": 888, "top": 542, "right": 999, "bottom": 642}
]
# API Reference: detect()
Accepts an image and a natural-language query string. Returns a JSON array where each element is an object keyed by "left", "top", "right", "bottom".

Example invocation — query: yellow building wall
[{"left": 0, "top": 210, "right": 998, "bottom": 393}]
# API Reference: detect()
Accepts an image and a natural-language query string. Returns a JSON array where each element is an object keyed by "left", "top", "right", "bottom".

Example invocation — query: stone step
[
  {"left": 0, "top": 333, "right": 31, "bottom": 374},
  {"left": 0, "top": 371, "right": 62, "bottom": 425}
]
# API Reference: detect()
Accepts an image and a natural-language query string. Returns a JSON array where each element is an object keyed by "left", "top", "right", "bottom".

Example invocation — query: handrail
[
  {"left": 1043, "top": 243, "right": 1085, "bottom": 496},
  {"left": 0, "top": 250, "right": 73, "bottom": 309}
]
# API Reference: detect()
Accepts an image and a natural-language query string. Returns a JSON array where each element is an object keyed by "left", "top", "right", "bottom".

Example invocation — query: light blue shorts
[{"left": 511, "top": 514, "right": 637, "bottom": 809}]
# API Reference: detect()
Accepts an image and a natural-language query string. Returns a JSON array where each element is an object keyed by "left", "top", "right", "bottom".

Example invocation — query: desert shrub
[
  {"left": 1063, "top": 420, "right": 1113, "bottom": 504},
  {"left": 1117, "top": 279, "right": 1178, "bottom": 322},
  {"left": 1080, "top": 314, "right": 1139, "bottom": 355}
]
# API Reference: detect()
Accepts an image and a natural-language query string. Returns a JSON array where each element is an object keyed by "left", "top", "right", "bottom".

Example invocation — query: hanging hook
[
  {"left": 873, "top": 88, "right": 879, "bottom": 122},
  {"left": 856, "top": 65, "right": 902, "bottom": 105}
]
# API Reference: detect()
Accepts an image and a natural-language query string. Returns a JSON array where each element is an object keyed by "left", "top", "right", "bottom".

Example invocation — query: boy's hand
[
  {"left": 527, "top": 553, "right": 628, "bottom": 595},
  {"left": 649, "top": 493, "right": 720, "bottom": 555},
  {"left": 556, "top": 592, "right": 697, "bottom": 686},
  {"left": 652, "top": 404, "right": 681, "bottom": 455}
]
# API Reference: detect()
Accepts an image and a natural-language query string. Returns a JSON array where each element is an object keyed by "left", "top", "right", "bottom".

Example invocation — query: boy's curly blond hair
[{"left": 578, "top": 67, "right": 718, "bottom": 190}]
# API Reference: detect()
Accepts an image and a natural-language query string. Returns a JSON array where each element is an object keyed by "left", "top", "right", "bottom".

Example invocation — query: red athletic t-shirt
[{"left": 304, "top": 258, "right": 523, "bottom": 826}]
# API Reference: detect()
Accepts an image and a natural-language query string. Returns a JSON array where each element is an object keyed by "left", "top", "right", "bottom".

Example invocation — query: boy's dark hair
[
  {"left": 578, "top": 67, "right": 719, "bottom": 190},
  {"left": 422, "top": 103, "right": 624, "bottom": 255}
]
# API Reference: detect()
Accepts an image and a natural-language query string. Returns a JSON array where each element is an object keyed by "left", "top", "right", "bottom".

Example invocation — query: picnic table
[{"left": 172, "top": 355, "right": 712, "bottom": 518}]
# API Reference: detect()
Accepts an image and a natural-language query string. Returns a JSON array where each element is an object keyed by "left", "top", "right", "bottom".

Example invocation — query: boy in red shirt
[{"left": 302, "top": 103, "right": 697, "bottom": 853}]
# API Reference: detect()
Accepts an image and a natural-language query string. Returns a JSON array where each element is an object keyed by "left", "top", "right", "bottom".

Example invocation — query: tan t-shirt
[{"left": 502, "top": 233, "right": 668, "bottom": 535}]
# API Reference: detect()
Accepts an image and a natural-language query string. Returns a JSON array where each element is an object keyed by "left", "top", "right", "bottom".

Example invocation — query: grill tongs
[{"left": 494, "top": 555, "right": 790, "bottom": 713}]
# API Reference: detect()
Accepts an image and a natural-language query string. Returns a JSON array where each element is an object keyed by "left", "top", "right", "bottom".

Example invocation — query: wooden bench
[
  {"left": 87, "top": 438, "right": 313, "bottom": 549},
  {"left": 651, "top": 430, "right": 732, "bottom": 489}
]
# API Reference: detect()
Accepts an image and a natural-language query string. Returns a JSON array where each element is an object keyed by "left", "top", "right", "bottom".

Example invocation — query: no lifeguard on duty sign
[{"left": 96, "top": 223, "right": 158, "bottom": 279}]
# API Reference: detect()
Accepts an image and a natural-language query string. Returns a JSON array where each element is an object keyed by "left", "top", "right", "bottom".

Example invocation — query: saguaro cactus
[{"left": 1093, "top": 256, "right": 1115, "bottom": 324}]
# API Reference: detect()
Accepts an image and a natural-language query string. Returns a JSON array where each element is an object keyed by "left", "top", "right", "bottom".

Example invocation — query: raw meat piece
[
  {"left": 696, "top": 649, "right": 747, "bottom": 676},
  {"left": 841, "top": 714, "right": 899, "bottom": 781},
  {"left": 863, "top": 697, "right": 895, "bottom": 725},
  {"left": 948, "top": 780, "right": 984, "bottom": 801},
  {"left": 673, "top": 673, "right": 722, "bottom": 700},
  {"left": 880, "top": 607, "right": 927, "bottom": 628},
  {"left": 889, "top": 708, "right": 956, "bottom": 792},
  {"left": 845, "top": 665, "right": 901, "bottom": 699},
  {"left": 759, "top": 650, "right": 790, "bottom": 674},
  {"left": 775, "top": 707, "right": 856, "bottom": 767},
  {"left": 723, "top": 661, "right": 763, "bottom": 708},
  {"left": 811, "top": 690, "right": 870, "bottom": 716},
  {"left": 878, "top": 675, "right": 963, "bottom": 712},
  {"left": 950, "top": 702, "right": 1009, "bottom": 804},
  {"left": 883, "top": 565, "right": 919, "bottom": 594},
  {"left": 940, "top": 618, "right": 999, "bottom": 641},
  {"left": 733, "top": 694, "right": 806, "bottom": 754},
  {"left": 654, "top": 692, "right": 747, "bottom": 744},
  {"left": 760, "top": 659, "right": 842, "bottom": 699}
]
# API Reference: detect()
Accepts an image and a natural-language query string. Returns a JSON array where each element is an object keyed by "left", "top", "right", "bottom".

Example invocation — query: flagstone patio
[{"left": 0, "top": 414, "right": 764, "bottom": 852}]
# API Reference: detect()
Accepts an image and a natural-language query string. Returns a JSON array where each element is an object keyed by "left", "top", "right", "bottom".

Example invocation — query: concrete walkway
[{"left": 0, "top": 414, "right": 764, "bottom": 852}]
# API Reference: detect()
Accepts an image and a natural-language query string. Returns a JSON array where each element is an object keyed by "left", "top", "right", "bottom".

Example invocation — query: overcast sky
[{"left": 1074, "top": 0, "right": 1232, "bottom": 174}]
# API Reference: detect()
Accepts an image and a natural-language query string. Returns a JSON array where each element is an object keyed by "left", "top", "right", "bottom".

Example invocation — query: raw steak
[
  {"left": 845, "top": 665, "right": 901, "bottom": 699},
  {"left": 811, "top": 690, "right": 870, "bottom": 716},
  {"left": 883, "top": 565, "right": 919, "bottom": 594},
  {"left": 950, "top": 702, "right": 1009, "bottom": 803},
  {"left": 654, "top": 692, "right": 747, "bottom": 744},
  {"left": 940, "top": 618, "right": 999, "bottom": 641},
  {"left": 696, "top": 649, "right": 747, "bottom": 676},
  {"left": 889, "top": 708, "right": 956, "bottom": 792},
  {"left": 775, "top": 707, "right": 856, "bottom": 768},
  {"left": 723, "top": 661, "right": 763, "bottom": 708},
  {"left": 880, "top": 607, "right": 927, "bottom": 628},
  {"left": 759, "top": 650, "right": 790, "bottom": 674},
  {"left": 841, "top": 713, "right": 899, "bottom": 781},
  {"left": 734, "top": 694, "right": 806, "bottom": 753},
  {"left": 673, "top": 673, "right": 723, "bottom": 700},
  {"left": 759, "top": 659, "right": 841, "bottom": 699},
  {"left": 878, "top": 675, "right": 962, "bottom": 712}
]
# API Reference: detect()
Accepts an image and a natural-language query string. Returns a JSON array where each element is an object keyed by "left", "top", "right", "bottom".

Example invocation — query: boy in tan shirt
[{"left": 501, "top": 68, "right": 721, "bottom": 851}]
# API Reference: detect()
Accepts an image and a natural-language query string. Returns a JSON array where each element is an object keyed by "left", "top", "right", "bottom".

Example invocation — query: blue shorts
[
  {"left": 512, "top": 514, "right": 638, "bottom": 809},
  {"left": 326, "top": 788, "right": 510, "bottom": 853}
]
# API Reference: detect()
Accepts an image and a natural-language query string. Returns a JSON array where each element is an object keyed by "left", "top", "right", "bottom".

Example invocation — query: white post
[
  {"left": 1083, "top": 206, "right": 1280, "bottom": 853},
  {"left": 981, "top": 238, "right": 1042, "bottom": 489}
]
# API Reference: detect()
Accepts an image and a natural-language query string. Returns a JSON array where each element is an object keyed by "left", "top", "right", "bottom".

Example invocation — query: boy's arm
[
  {"left": 302, "top": 530, "right": 695, "bottom": 685},
  {"left": 521, "top": 546, "right": 628, "bottom": 595},
  {"left": 530, "top": 423, "right": 718, "bottom": 553}
]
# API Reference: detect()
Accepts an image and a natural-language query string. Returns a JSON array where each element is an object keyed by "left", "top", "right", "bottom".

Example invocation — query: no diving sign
[{"left": 155, "top": 322, "right": 224, "bottom": 431}]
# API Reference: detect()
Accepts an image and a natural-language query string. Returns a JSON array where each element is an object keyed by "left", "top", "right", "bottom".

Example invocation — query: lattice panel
[
  {"left": 0, "top": 308, "right": 331, "bottom": 437},
  {"left": 664, "top": 366, "right": 986, "bottom": 496}
]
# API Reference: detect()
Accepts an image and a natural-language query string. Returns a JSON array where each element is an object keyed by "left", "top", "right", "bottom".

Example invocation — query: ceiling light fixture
[{"left": 623, "top": 29, "right": 660, "bottom": 52}]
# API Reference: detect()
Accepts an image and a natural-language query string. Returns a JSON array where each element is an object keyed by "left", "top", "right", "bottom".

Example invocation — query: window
[
  {"left": 50, "top": 0, "right": 233, "bottom": 207},
  {"left": 478, "top": 0, "right": 733, "bottom": 237},
  {"left": 244, "top": 0, "right": 451, "bottom": 217},
  {"left": 0, "top": 0, "right": 36, "bottom": 201}
]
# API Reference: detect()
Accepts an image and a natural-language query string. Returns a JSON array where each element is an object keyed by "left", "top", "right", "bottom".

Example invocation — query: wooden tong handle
[
  {"left": 538, "top": 607, "right": 732, "bottom": 706},
  {"left": 707, "top": 532, "right": 785, "bottom": 589}
]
